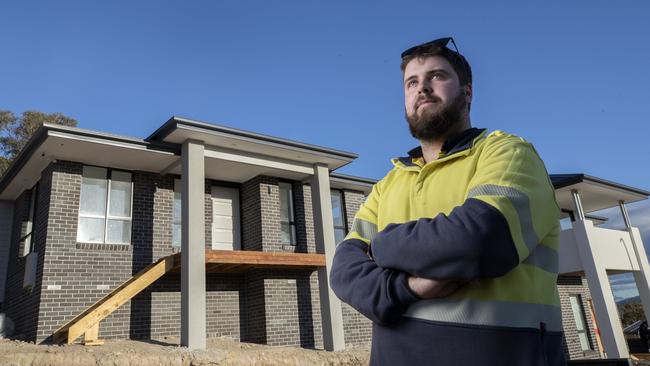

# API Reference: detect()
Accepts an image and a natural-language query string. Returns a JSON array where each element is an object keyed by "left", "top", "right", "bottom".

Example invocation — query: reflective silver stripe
[
  {"left": 404, "top": 298, "right": 563, "bottom": 332},
  {"left": 351, "top": 218, "right": 378, "bottom": 242},
  {"left": 523, "top": 244, "right": 559, "bottom": 273},
  {"left": 468, "top": 184, "right": 538, "bottom": 252}
]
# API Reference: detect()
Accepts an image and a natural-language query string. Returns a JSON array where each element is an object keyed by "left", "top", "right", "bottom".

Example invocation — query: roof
[
  {"left": 148, "top": 116, "right": 358, "bottom": 163},
  {"left": 550, "top": 174, "right": 649, "bottom": 213},
  {"left": 0, "top": 118, "right": 359, "bottom": 200}
]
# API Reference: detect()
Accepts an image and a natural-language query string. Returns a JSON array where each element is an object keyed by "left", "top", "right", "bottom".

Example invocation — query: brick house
[{"left": 0, "top": 117, "right": 647, "bottom": 361}]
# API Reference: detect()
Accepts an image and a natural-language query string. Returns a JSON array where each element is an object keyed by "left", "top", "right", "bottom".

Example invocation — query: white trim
[
  {"left": 77, "top": 166, "right": 133, "bottom": 245},
  {"left": 47, "top": 130, "right": 174, "bottom": 154},
  {"left": 204, "top": 145, "right": 313, "bottom": 174}
]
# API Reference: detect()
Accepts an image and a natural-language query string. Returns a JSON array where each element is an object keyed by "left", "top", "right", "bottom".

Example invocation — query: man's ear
[{"left": 464, "top": 84, "right": 473, "bottom": 103}]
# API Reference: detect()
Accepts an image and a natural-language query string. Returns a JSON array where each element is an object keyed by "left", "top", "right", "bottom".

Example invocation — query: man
[{"left": 330, "top": 37, "right": 566, "bottom": 365}]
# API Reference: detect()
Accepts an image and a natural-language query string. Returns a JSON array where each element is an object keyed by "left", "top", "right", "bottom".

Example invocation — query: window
[
  {"left": 21, "top": 184, "right": 38, "bottom": 256},
  {"left": 77, "top": 166, "right": 133, "bottom": 244},
  {"left": 331, "top": 190, "right": 347, "bottom": 243},
  {"left": 569, "top": 295, "right": 592, "bottom": 351},
  {"left": 279, "top": 182, "right": 296, "bottom": 245},
  {"left": 172, "top": 179, "right": 181, "bottom": 247}
]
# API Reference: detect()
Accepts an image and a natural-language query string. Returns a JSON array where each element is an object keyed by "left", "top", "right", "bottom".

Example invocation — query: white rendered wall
[
  {"left": 590, "top": 226, "right": 639, "bottom": 272},
  {"left": 559, "top": 228, "right": 582, "bottom": 274}
]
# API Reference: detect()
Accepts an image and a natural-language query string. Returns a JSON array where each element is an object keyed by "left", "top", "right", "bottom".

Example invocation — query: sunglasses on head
[{"left": 400, "top": 37, "right": 460, "bottom": 59}]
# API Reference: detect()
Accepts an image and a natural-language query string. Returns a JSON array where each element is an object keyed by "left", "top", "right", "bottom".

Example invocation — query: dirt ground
[{"left": 0, "top": 337, "right": 371, "bottom": 366}]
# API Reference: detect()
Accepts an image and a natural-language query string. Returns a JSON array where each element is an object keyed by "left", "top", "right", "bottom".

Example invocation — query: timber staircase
[
  {"left": 51, "top": 253, "right": 179, "bottom": 345},
  {"left": 50, "top": 250, "right": 325, "bottom": 345}
]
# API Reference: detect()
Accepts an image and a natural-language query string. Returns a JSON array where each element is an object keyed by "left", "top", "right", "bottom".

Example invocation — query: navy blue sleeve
[
  {"left": 370, "top": 198, "right": 519, "bottom": 281},
  {"left": 330, "top": 238, "right": 420, "bottom": 325}
]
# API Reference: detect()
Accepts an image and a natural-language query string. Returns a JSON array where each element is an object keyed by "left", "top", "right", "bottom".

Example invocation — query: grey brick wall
[
  {"left": 0, "top": 200, "right": 13, "bottom": 307},
  {"left": 239, "top": 176, "right": 323, "bottom": 348},
  {"left": 4, "top": 164, "right": 53, "bottom": 341},
  {"left": 557, "top": 275, "right": 602, "bottom": 360},
  {"left": 5, "top": 160, "right": 371, "bottom": 348},
  {"left": 29, "top": 161, "right": 252, "bottom": 343},
  {"left": 340, "top": 190, "right": 373, "bottom": 346}
]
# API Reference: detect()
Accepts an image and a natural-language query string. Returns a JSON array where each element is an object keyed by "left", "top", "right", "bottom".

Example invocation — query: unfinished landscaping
[{"left": 0, "top": 337, "right": 370, "bottom": 366}]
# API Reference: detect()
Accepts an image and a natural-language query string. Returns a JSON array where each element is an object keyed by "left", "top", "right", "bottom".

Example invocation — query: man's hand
[{"left": 407, "top": 276, "right": 464, "bottom": 299}]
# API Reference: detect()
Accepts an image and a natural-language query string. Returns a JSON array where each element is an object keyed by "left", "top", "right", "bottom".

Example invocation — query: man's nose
[{"left": 417, "top": 81, "right": 432, "bottom": 94}]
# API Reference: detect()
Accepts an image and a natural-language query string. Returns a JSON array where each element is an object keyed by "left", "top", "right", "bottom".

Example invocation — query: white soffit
[
  {"left": 162, "top": 156, "right": 312, "bottom": 183},
  {"left": 153, "top": 118, "right": 356, "bottom": 171},
  {"left": 555, "top": 180, "right": 648, "bottom": 213},
  {"left": 329, "top": 173, "right": 375, "bottom": 194},
  {"left": 0, "top": 128, "right": 177, "bottom": 200}
]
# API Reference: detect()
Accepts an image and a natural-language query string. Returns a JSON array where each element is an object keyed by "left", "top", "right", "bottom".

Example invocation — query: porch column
[
  {"left": 571, "top": 190, "right": 629, "bottom": 358},
  {"left": 310, "top": 163, "right": 345, "bottom": 351},
  {"left": 181, "top": 140, "right": 206, "bottom": 349},
  {"left": 621, "top": 201, "right": 650, "bottom": 326}
]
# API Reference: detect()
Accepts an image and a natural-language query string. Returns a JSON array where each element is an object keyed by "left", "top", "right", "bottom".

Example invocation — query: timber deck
[{"left": 50, "top": 249, "right": 325, "bottom": 345}]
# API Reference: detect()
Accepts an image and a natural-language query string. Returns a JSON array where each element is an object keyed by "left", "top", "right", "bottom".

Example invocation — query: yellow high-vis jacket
[{"left": 330, "top": 127, "right": 565, "bottom": 366}]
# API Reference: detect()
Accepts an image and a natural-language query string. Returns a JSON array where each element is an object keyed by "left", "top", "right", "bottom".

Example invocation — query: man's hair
[{"left": 400, "top": 44, "right": 472, "bottom": 87}]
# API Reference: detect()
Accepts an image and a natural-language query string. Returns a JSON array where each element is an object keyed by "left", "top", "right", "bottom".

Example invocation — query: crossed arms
[{"left": 329, "top": 138, "right": 559, "bottom": 325}]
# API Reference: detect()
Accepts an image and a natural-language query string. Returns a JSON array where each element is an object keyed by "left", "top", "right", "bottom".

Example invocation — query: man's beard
[{"left": 405, "top": 90, "right": 467, "bottom": 141}]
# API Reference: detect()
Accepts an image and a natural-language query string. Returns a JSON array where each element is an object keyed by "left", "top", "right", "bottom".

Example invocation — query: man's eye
[
  {"left": 406, "top": 80, "right": 417, "bottom": 88},
  {"left": 432, "top": 73, "right": 446, "bottom": 80}
]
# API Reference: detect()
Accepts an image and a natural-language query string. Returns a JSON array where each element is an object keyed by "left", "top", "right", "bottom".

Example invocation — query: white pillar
[
  {"left": 572, "top": 192, "right": 629, "bottom": 358},
  {"left": 621, "top": 201, "right": 650, "bottom": 327},
  {"left": 310, "top": 163, "right": 345, "bottom": 351},
  {"left": 181, "top": 140, "right": 206, "bottom": 349}
]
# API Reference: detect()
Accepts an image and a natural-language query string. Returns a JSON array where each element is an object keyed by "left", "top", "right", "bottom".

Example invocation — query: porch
[{"left": 553, "top": 174, "right": 650, "bottom": 359}]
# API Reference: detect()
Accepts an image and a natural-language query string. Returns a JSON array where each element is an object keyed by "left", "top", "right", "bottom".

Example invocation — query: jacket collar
[{"left": 396, "top": 127, "right": 486, "bottom": 167}]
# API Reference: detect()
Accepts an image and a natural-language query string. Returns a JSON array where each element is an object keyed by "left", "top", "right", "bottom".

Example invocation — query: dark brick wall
[
  {"left": 557, "top": 275, "right": 602, "bottom": 360},
  {"left": 0, "top": 200, "right": 13, "bottom": 308},
  {"left": 6, "top": 160, "right": 371, "bottom": 348},
  {"left": 3, "top": 164, "right": 53, "bottom": 341},
  {"left": 239, "top": 176, "right": 323, "bottom": 348},
  {"left": 341, "top": 190, "right": 373, "bottom": 345},
  {"left": 30, "top": 161, "right": 250, "bottom": 343},
  {"left": 37, "top": 162, "right": 134, "bottom": 342},
  {"left": 241, "top": 177, "right": 263, "bottom": 251}
]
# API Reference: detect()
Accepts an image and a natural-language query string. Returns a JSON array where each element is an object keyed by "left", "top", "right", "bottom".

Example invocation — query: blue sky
[{"left": 1, "top": 1, "right": 649, "bottom": 299}]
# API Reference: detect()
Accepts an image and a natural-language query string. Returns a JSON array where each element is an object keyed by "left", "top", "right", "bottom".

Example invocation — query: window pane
[
  {"left": 578, "top": 332, "right": 590, "bottom": 351},
  {"left": 83, "top": 166, "right": 107, "bottom": 180},
  {"left": 107, "top": 219, "right": 131, "bottom": 244},
  {"left": 279, "top": 183, "right": 291, "bottom": 222},
  {"left": 331, "top": 190, "right": 344, "bottom": 226},
  {"left": 570, "top": 296, "right": 586, "bottom": 331},
  {"left": 78, "top": 217, "right": 105, "bottom": 243},
  {"left": 172, "top": 223, "right": 181, "bottom": 247},
  {"left": 335, "top": 228, "right": 346, "bottom": 244},
  {"left": 109, "top": 180, "right": 132, "bottom": 218},
  {"left": 173, "top": 191, "right": 182, "bottom": 223},
  {"left": 281, "top": 222, "right": 293, "bottom": 245},
  {"left": 80, "top": 168, "right": 107, "bottom": 216}
]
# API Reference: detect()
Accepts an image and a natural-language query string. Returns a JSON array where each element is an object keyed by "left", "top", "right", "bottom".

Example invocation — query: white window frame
[
  {"left": 279, "top": 181, "right": 296, "bottom": 245},
  {"left": 77, "top": 166, "right": 133, "bottom": 245},
  {"left": 569, "top": 294, "right": 592, "bottom": 351},
  {"left": 21, "top": 184, "right": 38, "bottom": 257}
]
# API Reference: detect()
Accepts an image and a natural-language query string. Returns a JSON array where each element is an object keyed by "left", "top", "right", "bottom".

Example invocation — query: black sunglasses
[{"left": 401, "top": 37, "right": 460, "bottom": 58}]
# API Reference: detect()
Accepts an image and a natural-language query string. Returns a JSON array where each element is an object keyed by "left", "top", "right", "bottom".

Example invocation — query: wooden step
[{"left": 51, "top": 254, "right": 179, "bottom": 344}]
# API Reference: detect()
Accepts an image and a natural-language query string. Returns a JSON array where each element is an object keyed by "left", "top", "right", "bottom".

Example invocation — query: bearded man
[{"left": 330, "top": 37, "right": 567, "bottom": 365}]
